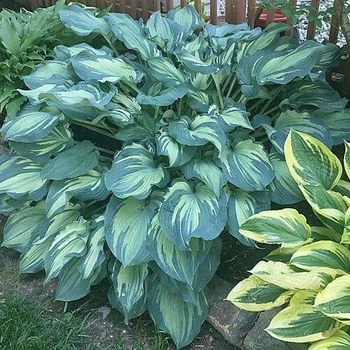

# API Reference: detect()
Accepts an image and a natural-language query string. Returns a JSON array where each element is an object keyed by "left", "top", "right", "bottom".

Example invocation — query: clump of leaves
[
  {"left": 228, "top": 130, "right": 350, "bottom": 348},
  {"left": 1, "top": 3, "right": 350, "bottom": 348},
  {"left": 0, "top": 0, "right": 99, "bottom": 119}
]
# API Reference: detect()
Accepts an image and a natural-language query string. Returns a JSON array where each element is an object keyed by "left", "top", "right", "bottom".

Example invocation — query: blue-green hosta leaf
[
  {"left": 264, "top": 110, "right": 332, "bottom": 153},
  {"left": 257, "top": 40, "right": 324, "bottom": 85},
  {"left": 285, "top": 130, "right": 342, "bottom": 189},
  {"left": 148, "top": 276, "right": 209, "bottom": 349},
  {"left": 181, "top": 154, "right": 226, "bottom": 198},
  {"left": 240, "top": 208, "right": 312, "bottom": 247},
  {"left": 23, "top": 61, "right": 76, "bottom": 90},
  {"left": 41, "top": 141, "right": 99, "bottom": 180},
  {"left": 39, "top": 81, "right": 114, "bottom": 109},
  {"left": 290, "top": 241, "right": 350, "bottom": 275},
  {"left": 0, "top": 193, "right": 30, "bottom": 215},
  {"left": 309, "top": 330, "right": 350, "bottom": 349},
  {"left": 150, "top": 237, "right": 221, "bottom": 305},
  {"left": 19, "top": 207, "right": 81, "bottom": 274},
  {"left": 146, "top": 57, "right": 186, "bottom": 87},
  {"left": 137, "top": 83, "right": 191, "bottom": 107},
  {"left": 71, "top": 52, "right": 137, "bottom": 83},
  {"left": 156, "top": 131, "right": 196, "bottom": 167},
  {"left": 267, "top": 290, "right": 341, "bottom": 343},
  {"left": 59, "top": 5, "right": 110, "bottom": 36},
  {"left": 9, "top": 125, "right": 74, "bottom": 165},
  {"left": 1, "top": 111, "right": 60, "bottom": 143},
  {"left": 46, "top": 170, "right": 109, "bottom": 217},
  {"left": 105, "top": 193, "right": 162, "bottom": 266},
  {"left": 227, "top": 275, "right": 294, "bottom": 312},
  {"left": 45, "top": 218, "right": 90, "bottom": 281},
  {"left": 281, "top": 79, "right": 347, "bottom": 113},
  {"left": 114, "top": 124, "right": 152, "bottom": 143},
  {"left": 149, "top": 217, "right": 213, "bottom": 286},
  {"left": 169, "top": 115, "right": 227, "bottom": 155},
  {"left": 2, "top": 201, "right": 48, "bottom": 253},
  {"left": 146, "top": 12, "right": 184, "bottom": 52},
  {"left": 105, "top": 144, "right": 170, "bottom": 200},
  {"left": 55, "top": 258, "right": 105, "bottom": 302},
  {"left": 213, "top": 102, "right": 253, "bottom": 132},
  {"left": 227, "top": 189, "right": 271, "bottom": 246},
  {"left": 166, "top": 5, "right": 203, "bottom": 37},
  {"left": 267, "top": 151, "right": 303, "bottom": 204},
  {"left": 18, "top": 84, "right": 57, "bottom": 105},
  {"left": 175, "top": 51, "right": 219, "bottom": 74},
  {"left": 109, "top": 260, "right": 148, "bottom": 323},
  {"left": 220, "top": 140, "right": 274, "bottom": 191},
  {"left": 0, "top": 155, "right": 47, "bottom": 201},
  {"left": 316, "top": 109, "right": 350, "bottom": 145},
  {"left": 54, "top": 42, "right": 113, "bottom": 61},
  {"left": 158, "top": 179, "right": 227, "bottom": 250},
  {"left": 108, "top": 15, "right": 159, "bottom": 60}
]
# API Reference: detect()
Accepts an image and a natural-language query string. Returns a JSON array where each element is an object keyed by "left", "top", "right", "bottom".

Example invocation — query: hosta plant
[
  {"left": 1, "top": 3, "right": 350, "bottom": 348},
  {"left": 228, "top": 130, "right": 350, "bottom": 348}
]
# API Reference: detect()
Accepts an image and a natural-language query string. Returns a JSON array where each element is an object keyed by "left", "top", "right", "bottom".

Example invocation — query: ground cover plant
[
  {"left": 228, "top": 130, "right": 350, "bottom": 348},
  {"left": 1, "top": 3, "right": 350, "bottom": 348}
]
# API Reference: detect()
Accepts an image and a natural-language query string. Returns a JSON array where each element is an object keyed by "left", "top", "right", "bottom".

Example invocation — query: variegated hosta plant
[
  {"left": 1, "top": 3, "right": 350, "bottom": 348},
  {"left": 228, "top": 130, "right": 350, "bottom": 349}
]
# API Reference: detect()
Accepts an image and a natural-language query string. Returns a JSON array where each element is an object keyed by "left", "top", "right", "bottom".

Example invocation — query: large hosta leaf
[
  {"left": 315, "top": 275, "right": 350, "bottom": 323},
  {"left": 41, "top": 141, "right": 99, "bottom": 180},
  {"left": 285, "top": 130, "right": 342, "bottom": 189},
  {"left": 264, "top": 110, "right": 332, "bottom": 154},
  {"left": 44, "top": 218, "right": 90, "bottom": 281},
  {"left": 1, "top": 111, "right": 60, "bottom": 143},
  {"left": 267, "top": 290, "right": 341, "bottom": 343},
  {"left": 226, "top": 189, "right": 270, "bottom": 246},
  {"left": 239, "top": 208, "right": 312, "bottom": 247},
  {"left": 59, "top": 5, "right": 110, "bottom": 36},
  {"left": 181, "top": 154, "right": 226, "bottom": 198},
  {"left": 108, "top": 260, "right": 148, "bottom": 323},
  {"left": 309, "top": 330, "right": 350, "bottom": 349},
  {"left": 158, "top": 179, "right": 227, "bottom": 250},
  {"left": 220, "top": 139, "right": 274, "bottom": 191},
  {"left": 0, "top": 155, "right": 47, "bottom": 201},
  {"left": 2, "top": 201, "right": 48, "bottom": 253},
  {"left": 290, "top": 241, "right": 350, "bottom": 275},
  {"left": 156, "top": 131, "right": 196, "bottom": 167},
  {"left": 148, "top": 218, "right": 213, "bottom": 286},
  {"left": 9, "top": 125, "right": 74, "bottom": 164},
  {"left": 20, "top": 207, "right": 80, "bottom": 273},
  {"left": 105, "top": 144, "right": 170, "bottom": 200},
  {"left": 168, "top": 115, "right": 227, "bottom": 155},
  {"left": 227, "top": 275, "right": 294, "bottom": 312},
  {"left": 267, "top": 151, "right": 303, "bottom": 204},
  {"left": 105, "top": 193, "right": 162, "bottom": 266},
  {"left": 148, "top": 276, "right": 209, "bottom": 349},
  {"left": 46, "top": 169, "right": 109, "bottom": 217},
  {"left": 71, "top": 52, "right": 137, "bottom": 83}
]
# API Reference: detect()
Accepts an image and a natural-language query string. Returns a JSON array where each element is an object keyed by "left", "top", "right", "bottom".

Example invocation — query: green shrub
[
  {"left": 1, "top": 3, "right": 350, "bottom": 348},
  {"left": 228, "top": 130, "right": 350, "bottom": 348}
]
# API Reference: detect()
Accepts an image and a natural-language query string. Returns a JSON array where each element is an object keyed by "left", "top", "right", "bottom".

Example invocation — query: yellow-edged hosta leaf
[
  {"left": 284, "top": 130, "right": 342, "bottom": 189},
  {"left": 267, "top": 290, "right": 342, "bottom": 343},
  {"left": 309, "top": 330, "right": 350, "bottom": 349},
  {"left": 226, "top": 275, "right": 294, "bottom": 312},
  {"left": 290, "top": 241, "right": 350, "bottom": 275},
  {"left": 250, "top": 261, "right": 332, "bottom": 291},
  {"left": 311, "top": 226, "right": 341, "bottom": 242},
  {"left": 342, "top": 207, "right": 350, "bottom": 244},
  {"left": 315, "top": 275, "right": 350, "bottom": 323},
  {"left": 344, "top": 142, "right": 350, "bottom": 181},
  {"left": 265, "top": 246, "right": 300, "bottom": 263},
  {"left": 239, "top": 208, "right": 312, "bottom": 247}
]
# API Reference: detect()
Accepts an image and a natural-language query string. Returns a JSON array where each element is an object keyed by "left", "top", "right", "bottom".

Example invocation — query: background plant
[
  {"left": 228, "top": 130, "right": 350, "bottom": 348},
  {"left": 1, "top": 3, "right": 350, "bottom": 348}
]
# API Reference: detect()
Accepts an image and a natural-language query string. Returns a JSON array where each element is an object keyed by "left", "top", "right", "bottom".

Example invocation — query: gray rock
[
  {"left": 207, "top": 276, "right": 259, "bottom": 348},
  {"left": 243, "top": 309, "right": 309, "bottom": 350}
]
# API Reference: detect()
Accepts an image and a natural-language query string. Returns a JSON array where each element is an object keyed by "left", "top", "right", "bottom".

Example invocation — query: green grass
[{"left": 0, "top": 297, "right": 98, "bottom": 350}]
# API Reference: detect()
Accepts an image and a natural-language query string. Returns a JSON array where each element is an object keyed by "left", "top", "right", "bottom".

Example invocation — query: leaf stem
[
  {"left": 70, "top": 120, "right": 116, "bottom": 139},
  {"left": 212, "top": 74, "right": 224, "bottom": 110},
  {"left": 225, "top": 75, "right": 237, "bottom": 99}
]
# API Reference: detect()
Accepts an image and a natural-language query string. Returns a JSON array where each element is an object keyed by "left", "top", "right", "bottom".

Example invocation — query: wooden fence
[{"left": 26, "top": 0, "right": 344, "bottom": 43}]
